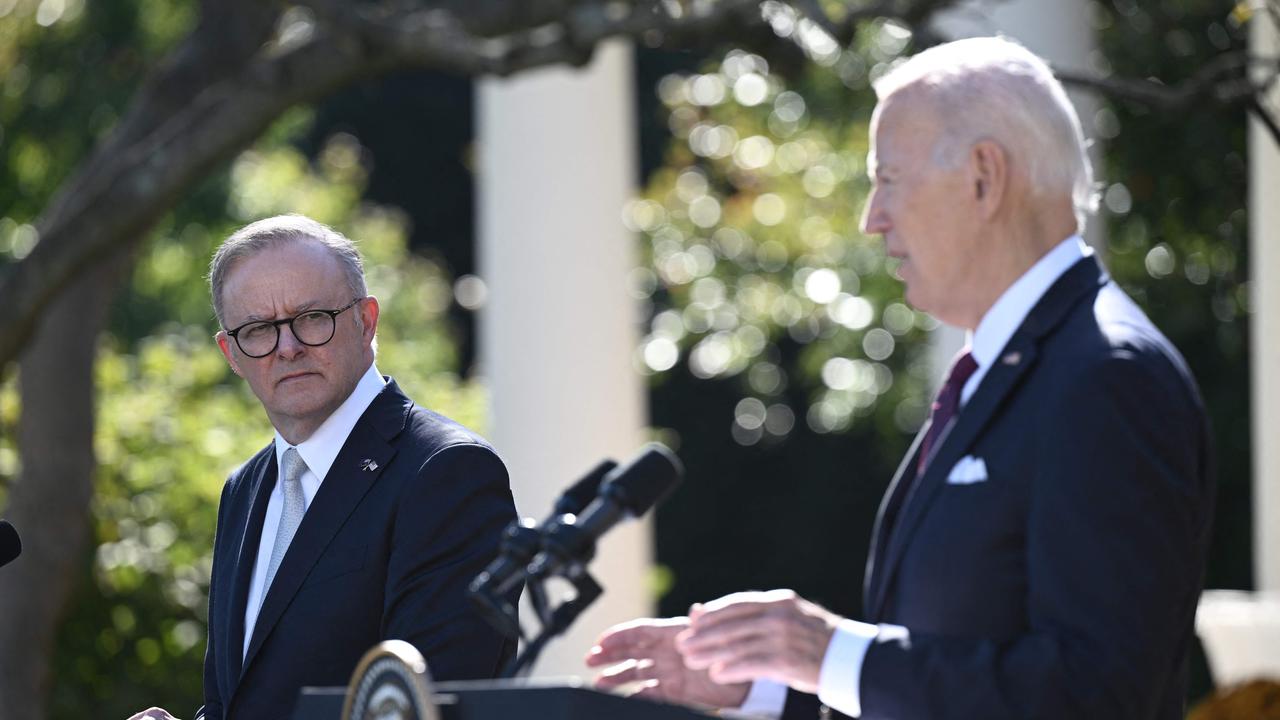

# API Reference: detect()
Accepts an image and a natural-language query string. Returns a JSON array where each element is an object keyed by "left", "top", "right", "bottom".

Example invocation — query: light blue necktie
[{"left": 263, "top": 447, "right": 307, "bottom": 594}]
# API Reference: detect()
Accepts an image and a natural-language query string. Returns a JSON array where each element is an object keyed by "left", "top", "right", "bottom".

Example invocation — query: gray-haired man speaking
[{"left": 588, "top": 37, "right": 1213, "bottom": 720}]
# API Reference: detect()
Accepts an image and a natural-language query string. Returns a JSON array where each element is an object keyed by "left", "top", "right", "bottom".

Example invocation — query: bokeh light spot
[
  {"left": 733, "top": 73, "right": 770, "bottom": 107},
  {"left": 804, "top": 268, "right": 841, "bottom": 304},
  {"left": 753, "top": 194, "right": 787, "bottom": 226}
]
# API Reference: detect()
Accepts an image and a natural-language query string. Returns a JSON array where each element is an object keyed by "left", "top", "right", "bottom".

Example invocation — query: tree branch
[
  {"left": 0, "top": 28, "right": 395, "bottom": 368},
  {"left": 1249, "top": 94, "right": 1280, "bottom": 146},
  {"left": 1054, "top": 52, "right": 1252, "bottom": 109},
  {"left": 299, "top": 0, "right": 772, "bottom": 76},
  {"left": 1053, "top": 52, "right": 1280, "bottom": 145},
  {"left": 48, "top": 0, "right": 278, "bottom": 226}
]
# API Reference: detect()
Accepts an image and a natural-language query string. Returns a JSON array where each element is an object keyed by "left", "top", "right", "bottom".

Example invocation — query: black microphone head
[
  {"left": 600, "top": 444, "right": 683, "bottom": 516},
  {"left": 553, "top": 460, "right": 618, "bottom": 516},
  {"left": 0, "top": 520, "right": 21, "bottom": 568}
]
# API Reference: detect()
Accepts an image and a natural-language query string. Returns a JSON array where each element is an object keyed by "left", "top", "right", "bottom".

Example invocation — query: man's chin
[
  {"left": 267, "top": 392, "right": 332, "bottom": 423},
  {"left": 902, "top": 286, "right": 937, "bottom": 318}
]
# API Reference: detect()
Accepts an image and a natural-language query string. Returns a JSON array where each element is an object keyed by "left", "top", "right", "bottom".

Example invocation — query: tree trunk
[{"left": 0, "top": 255, "right": 129, "bottom": 719}]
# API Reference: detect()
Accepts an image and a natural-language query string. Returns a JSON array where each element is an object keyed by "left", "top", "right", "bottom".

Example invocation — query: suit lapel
[
  {"left": 865, "top": 257, "right": 1107, "bottom": 620},
  {"left": 224, "top": 451, "right": 275, "bottom": 692},
  {"left": 238, "top": 382, "right": 410, "bottom": 681}
]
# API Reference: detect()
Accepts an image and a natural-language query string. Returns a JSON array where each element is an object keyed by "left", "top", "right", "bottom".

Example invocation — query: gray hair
[
  {"left": 873, "top": 36, "right": 1098, "bottom": 231},
  {"left": 209, "top": 214, "right": 368, "bottom": 326}
]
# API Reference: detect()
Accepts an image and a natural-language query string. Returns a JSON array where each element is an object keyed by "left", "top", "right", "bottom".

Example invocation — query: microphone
[
  {"left": 0, "top": 521, "right": 21, "bottom": 569},
  {"left": 469, "top": 460, "right": 618, "bottom": 623},
  {"left": 526, "top": 444, "right": 682, "bottom": 580},
  {"left": 553, "top": 459, "right": 618, "bottom": 517}
]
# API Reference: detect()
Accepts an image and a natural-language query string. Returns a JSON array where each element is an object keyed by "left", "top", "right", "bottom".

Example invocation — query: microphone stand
[
  {"left": 499, "top": 519, "right": 604, "bottom": 678},
  {"left": 501, "top": 562, "right": 602, "bottom": 678}
]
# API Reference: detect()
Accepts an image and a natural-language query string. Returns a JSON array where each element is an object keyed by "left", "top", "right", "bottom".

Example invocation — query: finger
[
  {"left": 596, "top": 617, "right": 686, "bottom": 650},
  {"left": 695, "top": 589, "right": 797, "bottom": 616},
  {"left": 590, "top": 616, "right": 690, "bottom": 665},
  {"left": 688, "top": 601, "right": 705, "bottom": 620},
  {"left": 628, "top": 680, "right": 671, "bottom": 701},
  {"left": 587, "top": 632, "right": 660, "bottom": 666},
  {"left": 690, "top": 590, "right": 798, "bottom": 629},
  {"left": 594, "top": 659, "right": 659, "bottom": 688},
  {"left": 586, "top": 642, "right": 629, "bottom": 667},
  {"left": 588, "top": 628, "right": 654, "bottom": 664},
  {"left": 599, "top": 616, "right": 688, "bottom": 638}
]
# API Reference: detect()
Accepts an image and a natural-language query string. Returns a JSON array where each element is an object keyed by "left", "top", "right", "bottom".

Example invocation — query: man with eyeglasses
[{"left": 129, "top": 215, "right": 518, "bottom": 720}]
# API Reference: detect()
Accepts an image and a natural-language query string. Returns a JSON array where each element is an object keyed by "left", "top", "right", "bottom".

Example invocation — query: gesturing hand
[
  {"left": 586, "top": 616, "right": 751, "bottom": 709},
  {"left": 675, "top": 589, "right": 841, "bottom": 694}
]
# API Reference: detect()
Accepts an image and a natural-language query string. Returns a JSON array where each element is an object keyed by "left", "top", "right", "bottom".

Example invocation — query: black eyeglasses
[{"left": 224, "top": 298, "right": 364, "bottom": 358}]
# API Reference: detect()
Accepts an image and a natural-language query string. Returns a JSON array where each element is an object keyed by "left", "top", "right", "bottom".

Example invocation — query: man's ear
[
  {"left": 358, "top": 296, "right": 380, "bottom": 346},
  {"left": 216, "top": 332, "right": 244, "bottom": 377},
  {"left": 969, "top": 139, "right": 1009, "bottom": 218}
]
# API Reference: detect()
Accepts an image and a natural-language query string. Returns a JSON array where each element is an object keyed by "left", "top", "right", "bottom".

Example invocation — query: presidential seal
[{"left": 341, "top": 640, "right": 440, "bottom": 720}]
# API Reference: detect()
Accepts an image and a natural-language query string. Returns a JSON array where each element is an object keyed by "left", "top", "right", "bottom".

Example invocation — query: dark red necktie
[
  {"left": 878, "top": 348, "right": 981, "bottom": 549},
  {"left": 917, "top": 349, "right": 979, "bottom": 473}
]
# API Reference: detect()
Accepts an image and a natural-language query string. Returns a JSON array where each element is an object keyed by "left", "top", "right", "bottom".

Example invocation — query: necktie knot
[
  {"left": 281, "top": 447, "right": 307, "bottom": 485},
  {"left": 933, "top": 351, "right": 978, "bottom": 410}
]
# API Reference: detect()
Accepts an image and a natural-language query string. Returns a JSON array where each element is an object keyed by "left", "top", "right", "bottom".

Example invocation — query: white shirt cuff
[
  {"left": 729, "top": 678, "right": 789, "bottom": 719},
  {"left": 816, "top": 619, "right": 886, "bottom": 717}
]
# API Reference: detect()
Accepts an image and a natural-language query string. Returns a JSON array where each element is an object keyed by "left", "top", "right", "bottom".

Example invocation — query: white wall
[
  {"left": 1250, "top": 14, "right": 1280, "bottom": 592},
  {"left": 476, "top": 40, "right": 651, "bottom": 678}
]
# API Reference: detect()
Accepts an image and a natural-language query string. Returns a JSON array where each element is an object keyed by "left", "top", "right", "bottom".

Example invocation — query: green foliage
[
  {"left": 1091, "top": 0, "right": 1252, "bottom": 591},
  {"left": 634, "top": 34, "right": 932, "bottom": 450},
  {"left": 0, "top": 0, "right": 196, "bottom": 229},
  {"left": 638, "top": 31, "right": 934, "bottom": 619}
]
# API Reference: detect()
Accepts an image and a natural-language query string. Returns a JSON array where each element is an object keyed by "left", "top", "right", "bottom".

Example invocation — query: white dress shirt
[
  {"left": 743, "top": 236, "right": 1091, "bottom": 718},
  {"left": 241, "top": 363, "right": 386, "bottom": 659}
]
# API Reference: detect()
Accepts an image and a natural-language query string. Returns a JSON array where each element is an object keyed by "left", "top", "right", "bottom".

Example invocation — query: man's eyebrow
[{"left": 240, "top": 300, "right": 321, "bottom": 323}]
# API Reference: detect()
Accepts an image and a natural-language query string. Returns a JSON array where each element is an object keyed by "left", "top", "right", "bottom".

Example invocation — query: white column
[
  {"left": 476, "top": 40, "right": 649, "bottom": 678},
  {"left": 928, "top": 0, "right": 1099, "bottom": 370},
  {"left": 1250, "top": 14, "right": 1280, "bottom": 592}
]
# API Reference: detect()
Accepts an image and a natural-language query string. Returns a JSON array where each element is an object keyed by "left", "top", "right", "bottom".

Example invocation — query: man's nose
[
  {"left": 276, "top": 323, "right": 305, "bottom": 358},
  {"left": 860, "top": 191, "right": 889, "bottom": 235}
]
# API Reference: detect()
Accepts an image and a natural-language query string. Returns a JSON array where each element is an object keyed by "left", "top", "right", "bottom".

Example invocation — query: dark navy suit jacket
[
  {"left": 785, "top": 257, "right": 1214, "bottom": 719},
  {"left": 196, "top": 379, "right": 518, "bottom": 720}
]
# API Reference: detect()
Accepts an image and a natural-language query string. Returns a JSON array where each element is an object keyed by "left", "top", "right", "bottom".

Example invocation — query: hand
[
  {"left": 126, "top": 709, "right": 180, "bottom": 720},
  {"left": 675, "top": 589, "right": 841, "bottom": 694},
  {"left": 586, "top": 616, "right": 751, "bottom": 709}
]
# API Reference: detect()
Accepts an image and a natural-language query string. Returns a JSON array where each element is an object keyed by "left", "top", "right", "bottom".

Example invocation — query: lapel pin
[
  {"left": 360, "top": 459, "right": 379, "bottom": 472},
  {"left": 1001, "top": 351, "right": 1021, "bottom": 366}
]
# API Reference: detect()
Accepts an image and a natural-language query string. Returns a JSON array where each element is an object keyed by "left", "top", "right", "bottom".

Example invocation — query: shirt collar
[
  {"left": 273, "top": 363, "right": 387, "bottom": 481},
  {"left": 969, "top": 236, "right": 1091, "bottom": 372}
]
